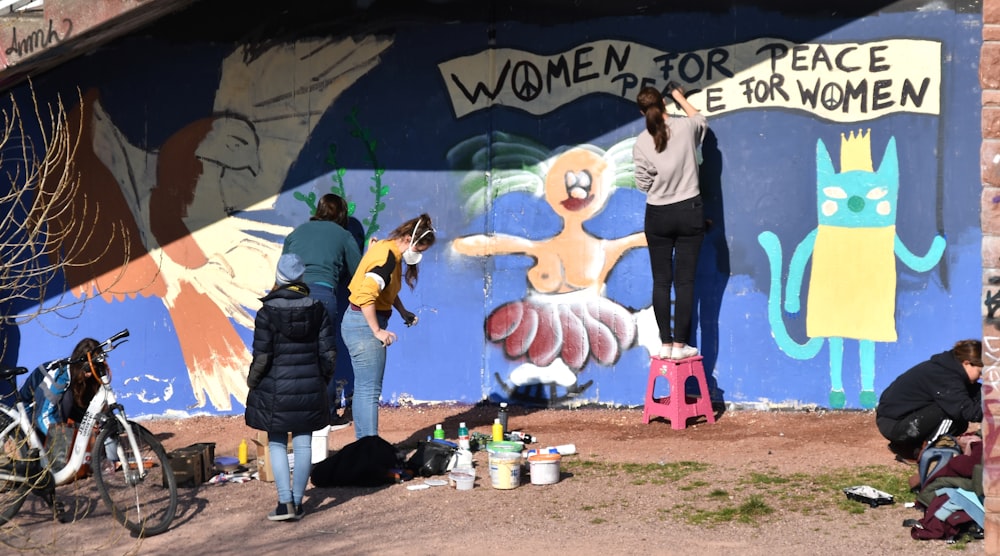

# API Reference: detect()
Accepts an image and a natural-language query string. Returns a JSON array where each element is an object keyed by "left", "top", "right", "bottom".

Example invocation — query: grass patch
[
  {"left": 565, "top": 457, "right": 912, "bottom": 527},
  {"left": 727, "top": 465, "right": 912, "bottom": 512},
  {"left": 563, "top": 459, "right": 710, "bottom": 485},
  {"left": 681, "top": 495, "right": 775, "bottom": 525},
  {"left": 679, "top": 480, "right": 710, "bottom": 491}
]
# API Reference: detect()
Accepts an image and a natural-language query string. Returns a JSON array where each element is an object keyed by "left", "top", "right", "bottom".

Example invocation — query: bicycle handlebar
[
  {"left": 46, "top": 329, "right": 131, "bottom": 369},
  {"left": 103, "top": 329, "right": 130, "bottom": 350}
]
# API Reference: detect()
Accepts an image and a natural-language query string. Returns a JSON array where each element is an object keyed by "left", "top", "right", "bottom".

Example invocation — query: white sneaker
[
  {"left": 657, "top": 346, "right": 673, "bottom": 359},
  {"left": 672, "top": 345, "right": 699, "bottom": 360}
]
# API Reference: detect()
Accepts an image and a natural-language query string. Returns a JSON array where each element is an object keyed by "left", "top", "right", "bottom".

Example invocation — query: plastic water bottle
[
  {"left": 104, "top": 436, "right": 120, "bottom": 463},
  {"left": 552, "top": 444, "right": 576, "bottom": 455},
  {"left": 492, "top": 418, "right": 504, "bottom": 442},
  {"left": 433, "top": 423, "right": 445, "bottom": 440},
  {"left": 457, "top": 422, "right": 470, "bottom": 450},
  {"left": 497, "top": 402, "right": 509, "bottom": 433}
]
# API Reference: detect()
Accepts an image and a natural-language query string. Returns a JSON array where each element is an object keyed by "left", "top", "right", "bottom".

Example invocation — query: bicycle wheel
[
  {"left": 93, "top": 420, "right": 177, "bottom": 536},
  {"left": 0, "top": 427, "right": 31, "bottom": 525}
]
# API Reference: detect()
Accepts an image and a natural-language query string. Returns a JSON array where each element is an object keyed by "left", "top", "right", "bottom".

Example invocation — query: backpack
[
  {"left": 917, "top": 434, "right": 962, "bottom": 489},
  {"left": 310, "top": 436, "right": 407, "bottom": 487},
  {"left": 405, "top": 439, "right": 458, "bottom": 477},
  {"left": 17, "top": 360, "right": 71, "bottom": 436},
  {"left": 911, "top": 489, "right": 982, "bottom": 540}
]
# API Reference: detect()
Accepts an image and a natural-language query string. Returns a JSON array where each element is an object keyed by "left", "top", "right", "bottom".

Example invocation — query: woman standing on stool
[
  {"left": 341, "top": 214, "right": 436, "bottom": 439},
  {"left": 632, "top": 83, "right": 708, "bottom": 360}
]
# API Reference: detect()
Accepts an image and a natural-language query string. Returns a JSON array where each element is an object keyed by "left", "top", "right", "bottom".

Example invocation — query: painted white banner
[{"left": 438, "top": 38, "right": 940, "bottom": 123}]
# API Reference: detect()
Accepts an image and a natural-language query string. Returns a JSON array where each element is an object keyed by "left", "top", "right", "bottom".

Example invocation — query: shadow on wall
[{"left": 694, "top": 129, "right": 729, "bottom": 405}]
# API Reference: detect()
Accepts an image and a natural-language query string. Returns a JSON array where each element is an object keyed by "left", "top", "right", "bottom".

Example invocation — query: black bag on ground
[
  {"left": 310, "top": 436, "right": 403, "bottom": 487},
  {"left": 405, "top": 439, "right": 457, "bottom": 477}
]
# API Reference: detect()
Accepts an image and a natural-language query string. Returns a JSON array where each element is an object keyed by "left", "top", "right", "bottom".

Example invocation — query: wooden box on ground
[
  {"left": 166, "top": 447, "right": 204, "bottom": 488},
  {"left": 183, "top": 442, "right": 216, "bottom": 479},
  {"left": 251, "top": 432, "right": 293, "bottom": 483},
  {"left": 252, "top": 432, "right": 273, "bottom": 482}
]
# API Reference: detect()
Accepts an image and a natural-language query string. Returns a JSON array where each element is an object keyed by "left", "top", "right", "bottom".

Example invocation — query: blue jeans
[
  {"left": 309, "top": 284, "right": 349, "bottom": 412},
  {"left": 268, "top": 431, "right": 311, "bottom": 505},
  {"left": 341, "top": 308, "right": 387, "bottom": 439},
  {"left": 308, "top": 283, "right": 339, "bottom": 324}
]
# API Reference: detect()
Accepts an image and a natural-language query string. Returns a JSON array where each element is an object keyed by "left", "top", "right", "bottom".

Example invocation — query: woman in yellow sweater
[{"left": 341, "top": 214, "right": 436, "bottom": 439}]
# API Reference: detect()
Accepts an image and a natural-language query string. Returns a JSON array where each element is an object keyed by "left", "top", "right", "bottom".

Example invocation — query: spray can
[
  {"left": 457, "top": 422, "right": 470, "bottom": 450},
  {"left": 497, "top": 402, "right": 509, "bottom": 434},
  {"left": 238, "top": 438, "right": 249, "bottom": 465},
  {"left": 492, "top": 418, "right": 504, "bottom": 442},
  {"left": 506, "top": 430, "right": 534, "bottom": 444},
  {"left": 433, "top": 423, "right": 445, "bottom": 440}
]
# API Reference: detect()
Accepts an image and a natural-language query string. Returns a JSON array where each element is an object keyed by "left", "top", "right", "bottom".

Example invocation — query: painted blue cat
[{"left": 757, "top": 131, "right": 945, "bottom": 409}]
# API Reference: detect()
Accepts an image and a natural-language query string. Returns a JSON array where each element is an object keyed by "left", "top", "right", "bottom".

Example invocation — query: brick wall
[{"left": 984, "top": 0, "right": 1000, "bottom": 552}]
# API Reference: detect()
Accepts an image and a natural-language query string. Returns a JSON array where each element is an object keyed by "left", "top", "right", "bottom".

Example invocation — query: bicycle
[{"left": 0, "top": 329, "right": 178, "bottom": 537}]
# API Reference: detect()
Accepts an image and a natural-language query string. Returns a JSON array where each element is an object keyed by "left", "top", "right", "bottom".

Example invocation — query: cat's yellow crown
[{"left": 840, "top": 128, "right": 873, "bottom": 173}]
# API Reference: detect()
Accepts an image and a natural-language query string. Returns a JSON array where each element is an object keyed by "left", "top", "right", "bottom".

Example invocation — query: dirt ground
[{"left": 0, "top": 404, "right": 985, "bottom": 555}]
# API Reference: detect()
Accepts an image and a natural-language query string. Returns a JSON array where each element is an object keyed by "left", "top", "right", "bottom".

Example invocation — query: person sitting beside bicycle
[
  {"left": 61, "top": 339, "right": 105, "bottom": 424},
  {"left": 19, "top": 338, "right": 104, "bottom": 436}
]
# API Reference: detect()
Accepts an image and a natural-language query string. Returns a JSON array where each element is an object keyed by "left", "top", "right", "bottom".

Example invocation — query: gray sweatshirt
[{"left": 632, "top": 113, "right": 707, "bottom": 206}]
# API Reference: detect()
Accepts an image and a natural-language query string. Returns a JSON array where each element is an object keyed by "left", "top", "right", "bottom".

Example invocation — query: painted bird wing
[{"left": 174, "top": 36, "right": 395, "bottom": 327}]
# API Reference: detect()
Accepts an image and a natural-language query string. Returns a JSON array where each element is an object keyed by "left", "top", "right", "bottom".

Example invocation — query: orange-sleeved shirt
[{"left": 347, "top": 240, "right": 402, "bottom": 311}]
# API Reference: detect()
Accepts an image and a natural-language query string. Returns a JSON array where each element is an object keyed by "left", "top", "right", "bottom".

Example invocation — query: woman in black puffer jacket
[{"left": 246, "top": 253, "right": 336, "bottom": 522}]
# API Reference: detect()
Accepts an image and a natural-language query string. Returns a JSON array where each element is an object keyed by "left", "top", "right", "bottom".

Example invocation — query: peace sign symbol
[
  {"left": 511, "top": 61, "right": 543, "bottom": 101},
  {"left": 821, "top": 83, "right": 843, "bottom": 110}
]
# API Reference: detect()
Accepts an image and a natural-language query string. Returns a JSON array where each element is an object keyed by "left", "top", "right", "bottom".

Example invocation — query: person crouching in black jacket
[
  {"left": 875, "top": 339, "right": 983, "bottom": 461},
  {"left": 245, "top": 253, "right": 336, "bottom": 522}
]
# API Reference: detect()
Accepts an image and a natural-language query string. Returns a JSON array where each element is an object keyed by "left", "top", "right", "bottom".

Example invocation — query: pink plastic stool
[{"left": 643, "top": 355, "right": 716, "bottom": 429}]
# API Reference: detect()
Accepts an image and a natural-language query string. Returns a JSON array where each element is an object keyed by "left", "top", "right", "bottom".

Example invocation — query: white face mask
[
  {"left": 402, "top": 219, "right": 433, "bottom": 266},
  {"left": 402, "top": 249, "right": 423, "bottom": 266}
]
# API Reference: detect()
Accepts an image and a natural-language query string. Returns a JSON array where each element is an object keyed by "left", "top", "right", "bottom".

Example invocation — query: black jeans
[
  {"left": 644, "top": 196, "right": 704, "bottom": 345},
  {"left": 876, "top": 405, "right": 968, "bottom": 458}
]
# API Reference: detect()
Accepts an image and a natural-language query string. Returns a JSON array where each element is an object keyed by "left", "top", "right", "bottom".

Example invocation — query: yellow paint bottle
[{"left": 492, "top": 418, "right": 504, "bottom": 442}]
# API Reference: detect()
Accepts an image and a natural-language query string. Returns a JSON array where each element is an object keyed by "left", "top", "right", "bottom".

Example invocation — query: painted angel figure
[{"left": 452, "top": 132, "right": 654, "bottom": 392}]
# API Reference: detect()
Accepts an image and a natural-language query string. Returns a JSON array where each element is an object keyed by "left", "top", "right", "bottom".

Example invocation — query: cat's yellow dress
[{"left": 805, "top": 224, "right": 897, "bottom": 341}]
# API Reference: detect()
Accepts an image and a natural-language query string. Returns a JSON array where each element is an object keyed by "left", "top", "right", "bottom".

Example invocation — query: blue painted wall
[{"left": 2, "top": 4, "right": 983, "bottom": 416}]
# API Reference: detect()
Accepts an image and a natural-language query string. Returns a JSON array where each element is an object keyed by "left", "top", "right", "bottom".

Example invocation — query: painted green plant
[
  {"left": 295, "top": 107, "right": 386, "bottom": 241},
  {"left": 348, "top": 107, "right": 387, "bottom": 242}
]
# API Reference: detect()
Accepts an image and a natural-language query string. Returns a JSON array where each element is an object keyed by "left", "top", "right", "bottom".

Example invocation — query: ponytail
[{"left": 637, "top": 86, "right": 670, "bottom": 153}]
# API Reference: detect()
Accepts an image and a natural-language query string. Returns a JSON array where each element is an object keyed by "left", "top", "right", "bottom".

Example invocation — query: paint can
[
  {"left": 528, "top": 453, "right": 561, "bottom": 485},
  {"left": 485, "top": 440, "right": 523, "bottom": 453},
  {"left": 311, "top": 426, "right": 331, "bottom": 463},
  {"left": 488, "top": 450, "right": 521, "bottom": 489},
  {"left": 450, "top": 467, "right": 475, "bottom": 491}
]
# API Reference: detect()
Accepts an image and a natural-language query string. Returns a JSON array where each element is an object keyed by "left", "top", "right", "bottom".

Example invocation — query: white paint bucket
[
  {"left": 311, "top": 426, "right": 331, "bottom": 463},
  {"left": 450, "top": 468, "right": 475, "bottom": 491},
  {"left": 528, "top": 453, "right": 561, "bottom": 485},
  {"left": 488, "top": 450, "right": 521, "bottom": 489}
]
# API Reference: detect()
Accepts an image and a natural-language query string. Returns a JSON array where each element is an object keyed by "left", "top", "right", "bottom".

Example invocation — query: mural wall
[{"left": 0, "top": 3, "right": 983, "bottom": 417}]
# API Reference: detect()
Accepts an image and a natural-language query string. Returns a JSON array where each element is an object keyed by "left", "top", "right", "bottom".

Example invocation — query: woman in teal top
[{"left": 282, "top": 194, "right": 362, "bottom": 420}]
